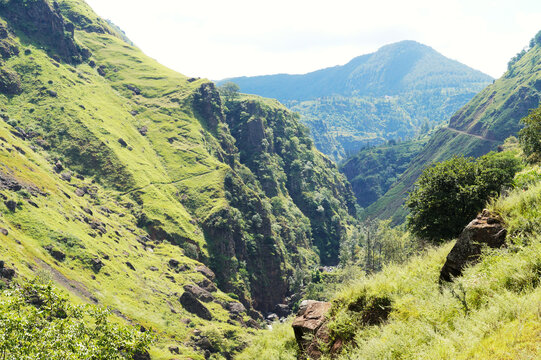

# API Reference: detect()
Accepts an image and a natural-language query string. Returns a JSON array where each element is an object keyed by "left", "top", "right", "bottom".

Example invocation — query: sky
[{"left": 85, "top": 0, "right": 541, "bottom": 80}]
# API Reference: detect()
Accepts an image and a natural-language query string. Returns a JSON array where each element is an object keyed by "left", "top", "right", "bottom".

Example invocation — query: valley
[{"left": 0, "top": 0, "right": 539, "bottom": 359}]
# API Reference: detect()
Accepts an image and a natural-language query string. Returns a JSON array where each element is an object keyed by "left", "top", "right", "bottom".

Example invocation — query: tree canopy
[{"left": 406, "top": 152, "right": 522, "bottom": 242}]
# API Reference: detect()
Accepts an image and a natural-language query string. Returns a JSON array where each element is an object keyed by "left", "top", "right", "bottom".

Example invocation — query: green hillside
[
  {"left": 340, "top": 136, "right": 430, "bottom": 208},
  {"left": 366, "top": 35, "right": 541, "bottom": 223},
  {"left": 220, "top": 41, "right": 492, "bottom": 160},
  {"left": 237, "top": 134, "right": 541, "bottom": 360},
  {"left": 0, "top": 0, "right": 360, "bottom": 358}
]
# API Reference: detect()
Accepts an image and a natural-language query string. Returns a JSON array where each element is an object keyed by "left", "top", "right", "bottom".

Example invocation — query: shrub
[
  {"left": 519, "top": 106, "right": 541, "bottom": 164},
  {"left": 406, "top": 152, "right": 522, "bottom": 242},
  {"left": 0, "top": 279, "right": 152, "bottom": 359}
]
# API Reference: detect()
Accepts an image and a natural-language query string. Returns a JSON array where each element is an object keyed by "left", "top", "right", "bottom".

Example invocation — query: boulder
[
  {"left": 226, "top": 301, "right": 246, "bottom": 315},
  {"left": 195, "top": 265, "right": 215, "bottom": 280},
  {"left": 91, "top": 258, "right": 104, "bottom": 273},
  {"left": 179, "top": 291, "right": 212, "bottom": 320},
  {"left": 292, "top": 300, "right": 332, "bottom": 360},
  {"left": 0, "top": 260, "right": 15, "bottom": 281},
  {"left": 183, "top": 284, "right": 214, "bottom": 303},
  {"left": 196, "top": 278, "right": 217, "bottom": 292},
  {"left": 44, "top": 245, "right": 66, "bottom": 262},
  {"left": 4, "top": 200, "right": 16, "bottom": 212},
  {"left": 440, "top": 209, "right": 507, "bottom": 283},
  {"left": 274, "top": 303, "right": 290, "bottom": 318}
]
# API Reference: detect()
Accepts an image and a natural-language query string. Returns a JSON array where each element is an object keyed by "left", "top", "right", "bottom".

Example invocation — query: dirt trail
[
  {"left": 446, "top": 127, "right": 499, "bottom": 143},
  {"left": 34, "top": 258, "right": 97, "bottom": 304}
]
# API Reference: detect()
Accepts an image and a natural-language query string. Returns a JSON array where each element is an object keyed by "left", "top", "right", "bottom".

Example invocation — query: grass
[{"left": 239, "top": 169, "right": 541, "bottom": 359}]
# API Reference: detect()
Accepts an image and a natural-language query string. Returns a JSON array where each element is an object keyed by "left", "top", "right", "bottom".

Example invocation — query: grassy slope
[
  {"left": 238, "top": 163, "right": 541, "bottom": 360},
  {"left": 366, "top": 43, "right": 541, "bottom": 223},
  {"left": 0, "top": 1, "right": 361, "bottom": 358}
]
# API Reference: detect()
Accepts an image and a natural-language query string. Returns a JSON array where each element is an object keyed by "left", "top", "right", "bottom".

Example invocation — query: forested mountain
[
  {"left": 0, "top": 0, "right": 359, "bottom": 357},
  {"left": 220, "top": 41, "right": 492, "bottom": 160},
  {"left": 365, "top": 33, "right": 541, "bottom": 223}
]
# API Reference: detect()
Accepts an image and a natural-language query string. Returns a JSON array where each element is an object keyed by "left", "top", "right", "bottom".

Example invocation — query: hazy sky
[{"left": 85, "top": 0, "right": 541, "bottom": 80}]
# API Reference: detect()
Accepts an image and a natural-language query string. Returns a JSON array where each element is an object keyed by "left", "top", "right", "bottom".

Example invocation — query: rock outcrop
[
  {"left": 0, "top": 0, "right": 88, "bottom": 63},
  {"left": 440, "top": 209, "right": 507, "bottom": 283},
  {"left": 179, "top": 291, "right": 212, "bottom": 320},
  {"left": 292, "top": 300, "right": 332, "bottom": 360}
]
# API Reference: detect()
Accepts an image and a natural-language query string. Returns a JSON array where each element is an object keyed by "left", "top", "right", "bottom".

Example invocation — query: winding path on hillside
[{"left": 446, "top": 127, "right": 499, "bottom": 143}]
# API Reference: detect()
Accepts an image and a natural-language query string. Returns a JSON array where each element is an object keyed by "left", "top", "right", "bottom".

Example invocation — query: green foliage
[
  {"left": 406, "top": 152, "right": 522, "bottom": 242},
  {"left": 366, "top": 36, "right": 541, "bottom": 224},
  {"left": 340, "top": 137, "right": 429, "bottom": 208},
  {"left": 519, "top": 106, "right": 541, "bottom": 163},
  {"left": 0, "top": 280, "right": 152, "bottom": 359},
  {"left": 217, "top": 81, "right": 240, "bottom": 103}
]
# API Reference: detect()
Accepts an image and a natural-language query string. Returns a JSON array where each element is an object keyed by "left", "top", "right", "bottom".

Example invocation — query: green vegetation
[
  {"left": 220, "top": 40, "right": 492, "bottom": 160},
  {"left": 406, "top": 152, "right": 522, "bottom": 242},
  {"left": 366, "top": 31, "right": 541, "bottom": 223},
  {"left": 519, "top": 106, "right": 541, "bottom": 163},
  {"left": 340, "top": 136, "right": 429, "bottom": 208},
  {"left": 238, "top": 145, "right": 541, "bottom": 360},
  {"left": 0, "top": 0, "right": 364, "bottom": 357},
  {"left": 0, "top": 279, "right": 152, "bottom": 359}
]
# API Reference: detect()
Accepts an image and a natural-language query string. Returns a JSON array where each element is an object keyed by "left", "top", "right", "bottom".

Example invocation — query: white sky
[{"left": 85, "top": 0, "right": 541, "bottom": 80}]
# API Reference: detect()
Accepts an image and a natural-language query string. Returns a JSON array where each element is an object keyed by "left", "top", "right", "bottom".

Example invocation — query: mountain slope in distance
[
  {"left": 220, "top": 41, "right": 493, "bottom": 160},
  {"left": 365, "top": 34, "right": 541, "bottom": 223}
]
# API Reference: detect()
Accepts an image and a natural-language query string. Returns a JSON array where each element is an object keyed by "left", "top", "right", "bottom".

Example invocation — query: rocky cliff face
[{"left": 0, "top": 0, "right": 88, "bottom": 63}]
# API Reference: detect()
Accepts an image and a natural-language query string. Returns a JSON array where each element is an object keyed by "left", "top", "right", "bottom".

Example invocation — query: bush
[
  {"left": 519, "top": 106, "right": 541, "bottom": 163},
  {"left": 0, "top": 279, "right": 152, "bottom": 359},
  {"left": 406, "top": 152, "right": 522, "bottom": 242}
]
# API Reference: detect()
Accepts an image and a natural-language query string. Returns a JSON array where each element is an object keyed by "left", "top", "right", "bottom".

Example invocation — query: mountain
[
  {"left": 0, "top": 0, "right": 359, "bottom": 357},
  {"left": 365, "top": 34, "right": 541, "bottom": 223},
  {"left": 220, "top": 41, "right": 493, "bottom": 160}
]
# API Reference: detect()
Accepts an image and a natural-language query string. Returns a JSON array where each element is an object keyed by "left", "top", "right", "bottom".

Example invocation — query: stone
[
  {"left": 53, "top": 161, "right": 63, "bottom": 173},
  {"left": 440, "top": 209, "right": 507, "bottom": 283},
  {"left": 44, "top": 245, "right": 66, "bottom": 262},
  {"left": 183, "top": 284, "right": 214, "bottom": 303},
  {"left": 196, "top": 278, "right": 217, "bottom": 292},
  {"left": 47, "top": 89, "right": 57, "bottom": 97},
  {"left": 126, "top": 262, "right": 136, "bottom": 271},
  {"left": 273, "top": 303, "right": 290, "bottom": 318},
  {"left": 168, "top": 259, "right": 180, "bottom": 268},
  {"left": 4, "top": 200, "right": 16, "bottom": 212},
  {"left": 168, "top": 345, "right": 180, "bottom": 354},
  {"left": 138, "top": 126, "right": 148, "bottom": 136},
  {"left": 195, "top": 265, "right": 215, "bottom": 280},
  {"left": 292, "top": 300, "right": 332, "bottom": 360},
  {"left": 226, "top": 301, "right": 246, "bottom": 315},
  {"left": 0, "top": 228, "right": 8, "bottom": 235},
  {"left": 132, "top": 350, "right": 150, "bottom": 360},
  {"left": 118, "top": 138, "right": 128, "bottom": 147},
  {"left": 91, "top": 258, "right": 104, "bottom": 273},
  {"left": 60, "top": 172, "right": 72, "bottom": 182},
  {"left": 266, "top": 313, "right": 279, "bottom": 322},
  {"left": 0, "top": 260, "right": 15, "bottom": 281},
  {"left": 179, "top": 291, "right": 212, "bottom": 320}
]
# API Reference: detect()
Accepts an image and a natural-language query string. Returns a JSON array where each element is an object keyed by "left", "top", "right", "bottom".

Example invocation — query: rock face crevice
[{"left": 440, "top": 209, "right": 507, "bottom": 283}]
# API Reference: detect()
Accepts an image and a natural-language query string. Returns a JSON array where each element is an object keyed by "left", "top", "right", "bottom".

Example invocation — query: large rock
[
  {"left": 183, "top": 284, "right": 214, "bottom": 303},
  {"left": 440, "top": 209, "right": 507, "bottom": 283},
  {"left": 195, "top": 265, "right": 216, "bottom": 280},
  {"left": 292, "top": 300, "right": 332, "bottom": 360},
  {"left": 0, "top": 260, "right": 15, "bottom": 281},
  {"left": 179, "top": 291, "right": 212, "bottom": 320}
]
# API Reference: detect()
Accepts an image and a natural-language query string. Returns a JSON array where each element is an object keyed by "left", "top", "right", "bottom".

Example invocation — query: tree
[
  {"left": 519, "top": 106, "right": 541, "bottom": 164},
  {"left": 406, "top": 153, "right": 521, "bottom": 242},
  {"left": 218, "top": 81, "right": 240, "bottom": 102}
]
